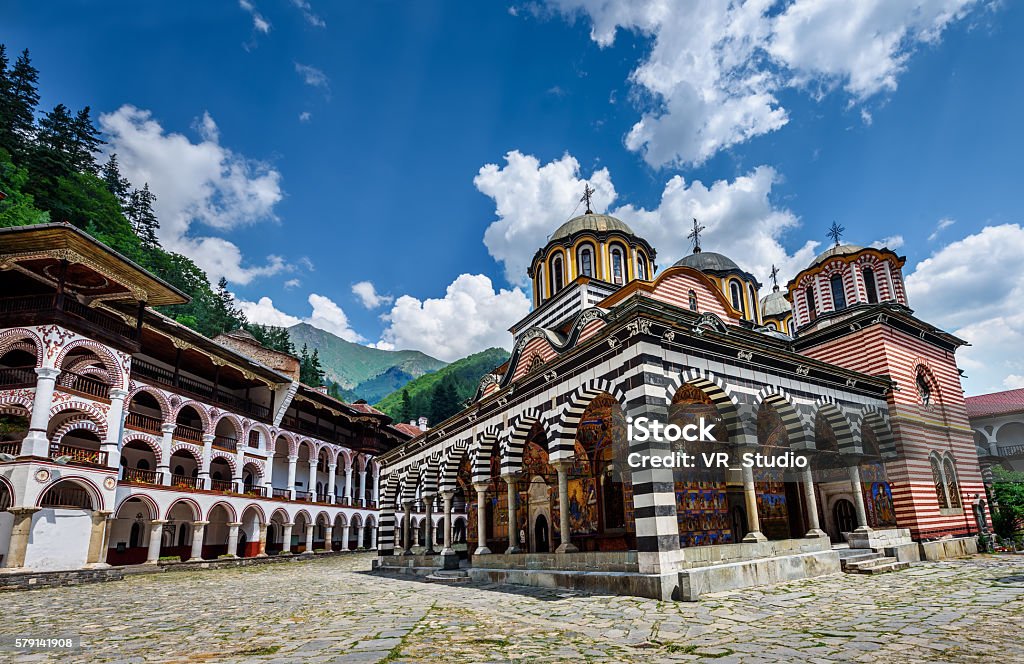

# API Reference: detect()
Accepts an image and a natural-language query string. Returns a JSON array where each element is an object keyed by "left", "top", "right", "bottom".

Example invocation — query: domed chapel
[{"left": 376, "top": 192, "right": 985, "bottom": 600}]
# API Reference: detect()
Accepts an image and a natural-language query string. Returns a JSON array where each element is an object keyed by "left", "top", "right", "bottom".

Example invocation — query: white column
[
  {"left": 356, "top": 524, "right": 365, "bottom": 549},
  {"left": 741, "top": 462, "right": 767, "bottom": 542},
  {"left": 340, "top": 523, "right": 351, "bottom": 551},
  {"left": 849, "top": 465, "right": 870, "bottom": 531},
  {"left": 802, "top": 464, "right": 827, "bottom": 538},
  {"left": 145, "top": 520, "right": 167, "bottom": 563},
  {"left": 441, "top": 491, "right": 455, "bottom": 556},
  {"left": 358, "top": 470, "right": 367, "bottom": 506},
  {"left": 324, "top": 525, "right": 334, "bottom": 551},
  {"left": 286, "top": 455, "right": 298, "bottom": 499},
  {"left": 327, "top": 463, "right": 337, "bottom": 504},
  {"left": 307, "top": 460, "right": 318, "bottom": 502},
  {"left": 21, "top": 367, "right": 61, "bottom": 457},
  {"left": 473, "top": 483, "right": 491, "bottom": 555},
  {"left": 369, "top": 523, "right": 378, "bottom": 549},
  {"left": 226, "top": 522, "right": 241, "bottom": 558},
  {"left": 199, "top": 434, "right": 214, "bottom": 489},
  {"left": 402, "top": 503, "right": 413, "bottom": 555},
  {"left": 372, "top": 469, "right": 379, "bottom": 506},
  {"left": 103, "top": 387, "right": 128, "bottom": 468},
  {"left": 304, "top": 523, "right": 314, "bottom": 553},
  {"left": 423, "top": 494, "right": 436, "bottom": 554},
  {"left": 234, "top": 448, "right": 246, "bottom": 492},
  {"left": 503, "top": 475, "right": 520, "bottom": 554},
  {"left": 344, "top": 466, "right": 354, "bottom": 505},
  {"left": 158, "top": 423, "right": 174, "bottom": 485},
  {"left": 263, "top": 452, "right": 275, "bottom": 494},
  {"left": 282, "top": 522, "right": 294, "bottom": 554},
  {"left": 552, "top": 461, "right": 578, "bottom": 554},
  {"left": 189, "top": 521, "right": 208, "bottom": 561},
  {"left": 258, "top": 522, "right": 269, "bottom": 557}
]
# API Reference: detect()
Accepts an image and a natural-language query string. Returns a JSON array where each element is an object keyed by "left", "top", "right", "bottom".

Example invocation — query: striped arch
[
  {"left": 240, "top": 503, "right": 266, "bottom": 524},
  {"left": 814, "top": 396, "right": 858, "bottom": 454},
  {"left": 115, "top": 492, "right": 159, "bottom": 520},
  {"left": 126, "top": 384, "right": 171, "bottom": 421},
  {"left": 315, "top": 510, "right": 331, "bottom": 526},
  {"left": 271, "top": 431, "right": 295, "bottom": 455},
  {"left": 334, "top": 447, "right": 351, "bottom": 469},
  {"left": 121, "top": 432, "right": 163, "bottom": 462},
  {"left": 54, "top": 339, "right": 124, "bottom": 389},
  {"left": 212, "top": 412, "right": 244, "bottom": 439},
  {"left": 164, "top": 496, "right": 202, "bottom": 520},
  {"left": 49, "top": 399, "right": 108, "bottom": 428},
  {"left": 755, "top": 386, "right": 813, "bottom": 450},
  {"left": 269, "top": 507, "right": 290, "bottom": 524},
  {"left": 293, "top": 508, "right": 313, "bottom": 526},
  {"left": 420, "top": 453, "right": 441, "bottom": 496},
  {"left": 0, "top": 327, "right": 44, "bottom": 366},
  {"left": 350, "top": 512, "right": 363, "bottom": 528},
  {"left": 400, "top": 463, "right": 420, "bottom": 504},
  {"left": 169, "top": 442, "right": 203, "bottom": 463},
  {"left": 209, "top": 450, "right": 238, "bottom": 476},
  {"left": 172, "top": 400, "right": 212, "bottom": 433},
  {"left": 667, "top": 368, "right": 753, "bottom": 446},
  {"left": 470, "top": 424, "right": 502, "bottom": 484},
  {"left": 295, "top": 438, "right": 317, "bottom": 460},
  {"left": 334, "top": 512, "right": 348, "bottom": 528},
  {"left": 51, "top": 417, "right": 103, "bottom": 446},
  {"left": 242, "top": 457, "right": 266, "bottom": 476},
  {"left": 551, "top": 378, "right": 628, "bottom": 461},
  {"left": 439, "top": 439, "right": 471, "bottom": 493},
  {"left": 0, "top": 391, "right": 34, "bottom": 411},
  {"left": 380, "top": 472, "right": 401, "bottom": 511},
  {"left": 0, "top": 476, "right": 15, "bottom": 510},
  {"left": 502, "top": 409, "right": 551, "bottom": 473},
  {"left": 246, "top": 423, "right": 273, "bottom": 450},
  {"left": 858, "top": 406, "right": 897, "bottom": 459},
  {"left": 206, "top": 500, "right": 238, "bottom": 522},
  {"left": 37, "top": 476, "right": 104, "bottom": 510}
]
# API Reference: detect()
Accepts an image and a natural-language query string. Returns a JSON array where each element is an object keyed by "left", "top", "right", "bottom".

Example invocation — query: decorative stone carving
[
  {"left": 796, "top": 365, "right": 811, "bottom": 376},
  {"left": 737, "top": 350, "right": 754, "bottom": 361}
]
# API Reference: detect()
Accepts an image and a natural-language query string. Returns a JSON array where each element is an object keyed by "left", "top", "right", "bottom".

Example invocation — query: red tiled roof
[
  {"left": 350, "top": 402, "right": 384, "bottom": 416},
  {"left": 392, "top": 423, "right": 423, "bottom": 438},
  {"left": 965, "top": 387, "right": 1024, "bottom": 419}
]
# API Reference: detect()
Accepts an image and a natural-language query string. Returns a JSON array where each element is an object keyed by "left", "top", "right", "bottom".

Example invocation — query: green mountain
[
  {"left": 375, "top": 347, "right": 510, "bottom": 425},
  {"left": 287, "top": 322, "right": 446, "bottom": 394}
]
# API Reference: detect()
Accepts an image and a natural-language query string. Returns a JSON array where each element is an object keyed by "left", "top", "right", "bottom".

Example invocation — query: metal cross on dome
[
  {"left": 580, "top": 183, "right": 595, "bottom": 214},
  {"left": 688, "top": 218, "right": 705, "bottom": 253},
  {"left": 827, "top": 221, "right": 845, "bottom": 246},
  {"left": 769, "top": 264, "right": 780, "bottom": 291}
]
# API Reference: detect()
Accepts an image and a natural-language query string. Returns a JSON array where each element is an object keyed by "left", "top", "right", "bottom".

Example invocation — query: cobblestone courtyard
[{"left": 5, "top": 553, "right": 1024, "bottom": 663}]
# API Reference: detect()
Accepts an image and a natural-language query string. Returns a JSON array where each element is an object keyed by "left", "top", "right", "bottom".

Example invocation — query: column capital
[
  {"left": 202, "top": 434, "right": 215, "bottom": 444},
  {"left": 328, "top": 462, "right": 337, "bottom": 470},
  {"left": 8, "top": 507, "right": 40, "bottom": 517},
  {"left": 472, "top": 482, "right": 490, "bottom": 494},
  {"left": 284, "top": 522, "right": 295, "bottom": 527},
  {"left": 150, "top": 519, "right": 168, "bottom": 526},
  {"left": 35, "top": 366, "right": 61, "bottom": 379},
  {"left": 421, "top": 491, "right": 437, "bottom": 500},
  {"left": 287, "top": 454, "right": 298, "bottom": 462},
  {"left": 441, "top": 490, "right": 456, "bottom": 500},
  {"left": 108, "top": 388, "right": 129, "bottom": 400},
  {"left": 500, "top": 472, "right": 519, "bottom": 483},
  {"left": 161, "top": 423, "right": 176, "bottom": 434},
  {"left": 227, "top": 521, "right": 243, "bottom": 528},
  {"left": 550, "top": 459, "right": 574, "bottom": 472},
  {"left": 193, "top": 520, "right": 210, "bottom": 527}
]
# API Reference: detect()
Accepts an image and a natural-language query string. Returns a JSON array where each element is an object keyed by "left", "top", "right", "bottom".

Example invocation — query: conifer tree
[
  {"left": 127, "top": 183, "right": 160, "bottom": 249},
  {"left": 70, "top": 106, "right": 103, "bottom": 173},
  {"left": 100, "top": 153, "right": 131, "bottom": 204},
  {"left": 3, "top": 48, "right": 39, "bottom": 156}
]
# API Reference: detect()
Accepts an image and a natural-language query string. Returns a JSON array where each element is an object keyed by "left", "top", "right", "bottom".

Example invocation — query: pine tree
[
  {"left": 211, "top": 276, "right": 248, "bottom": 335},
  {"left": 127, "top": 183, "right": 160, "bottom": 248},
  {"left": 0, "top": 45, "right": 13, "bottom": 154},
  {"left": 3, "top": 48, "right": 39, "bottom": 157},
  {"left": 70, "top": 106, "right": 103, "bottom": 173},
  {"left": 100, "top": 153, "right": 131, "bottom": 205},
  {"left": 400, "top": 388, "right": 412, "bottom": 423}
]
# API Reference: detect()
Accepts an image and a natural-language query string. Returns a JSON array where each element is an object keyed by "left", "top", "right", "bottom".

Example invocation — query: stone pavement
[{"left": 3, "top": 553, "right": 1023, "bottom": 663}]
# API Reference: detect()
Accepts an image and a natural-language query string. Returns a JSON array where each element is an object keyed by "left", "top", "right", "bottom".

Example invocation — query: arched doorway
[
  {"left": 107, "top": 496, "right": 157, "bottom": 565},
  {"left": 533, "top": 514, "right": 550, "bottom": 553},
  {"left": 30, "top": 479, "right": 97, "bottom": 570},
  {"left": 833, "top": 499, "right": 856, "bottom": 537}
]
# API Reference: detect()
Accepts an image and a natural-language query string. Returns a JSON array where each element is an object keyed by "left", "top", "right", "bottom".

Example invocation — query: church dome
[
  {"left": 549, "top": 212, "right": 636, "bottom": 242},
  {"left": 760, "top": 289, "right": 791, "bottom": 317},
  {"left": 808, "top": 243, "right": 863, "bottom": 269},
  {"left": 673, "top": 251, "right": 740, "bottom": 272}
]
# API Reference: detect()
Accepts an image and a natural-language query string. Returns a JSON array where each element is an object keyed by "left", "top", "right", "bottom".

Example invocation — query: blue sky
[{"left": 4, "top": 1, "right": 1023, "bottom": 394}]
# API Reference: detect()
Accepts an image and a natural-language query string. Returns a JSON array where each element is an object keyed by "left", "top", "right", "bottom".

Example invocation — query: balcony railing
[
  {"left": 212, "top": 434, "right": 237, "bottom": 452},
  {"left": 272, "top": 487, "right": 290, "bottom": 499},
  {"left": 210, "top": 479, "right": 235, "bottom": 493},
  {"left": 173, "top": 423, "right": 204, "bottom": 443},
  {"left": 0, "top": 366, "right": 35, "bottom": 389},
  {"left": 0, "top": 442, "right": 21, "bottom": 457},
  {"left": 295, "top": 490, "right": 312, "bottom": 501},
  {"left": 171, "top": 473, "right": 201, "bottom": 490},
  {"left": 131, "top": 358, "right": 270, "bottom": 421},
  {"left": 0, "top": 294, "right": 139, "bottom": 341},
  {"left": 122, "top": 466, "right": 160, "bottom": 484},
  {"left": 243, "top": 485, "right": 267, "bottom": 497},
  {"left": 51, "top": 444, "right": 107, "bottom": 467},
  {"left": 57, "top": 371, "right": 110, "bottom": 400},
  {"left": 125, "top": 411, "right": 163, "bottom": 434}
]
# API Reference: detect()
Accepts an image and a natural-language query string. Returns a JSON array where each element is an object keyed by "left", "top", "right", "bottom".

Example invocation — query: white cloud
[
  {"left": 352, "top": 281, "right": 393, "bottom": 309},
  {"left": 290, "top": 0, "right": 326, "bottom": 27},
  {"left": 547, "top": 0, "right": 983, "bottom": 166},
  {"left": 284, "top": 278, "right": 301, "bottom": 289},
  {"left": 298, "top": 111, "right": 312, "bottom": 123},
  {"left": 238, "top": 293, "right": 365, "bottom": 342},
  {"left": 928, "top": 217, "right": 956, "bottom": 241},
  {"left": 295, "top": 63, "right": 329, "bottom": 89},
  {"left": 1004, "top": 375, "right": 1024, "bottom": 390},
  {"left": 100, "top": 105, "right": 285, "bottom": 285},
  {"left": 239, "top": 0, "right": 271, "bottom": 34},
  {"left": 378, "top": 274, "right": 531, "bottom": 362},
  {"left": 476, "top": 150, "right": 817, "bottom": 290},
  {"left": 871, "top": 235, "right": 904, "bottom": 250},
  {"left": 905, "top": 224, "right": 1024, "bottom": 394}
]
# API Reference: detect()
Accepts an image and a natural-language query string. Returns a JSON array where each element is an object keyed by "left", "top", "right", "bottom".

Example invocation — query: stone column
[
  {"left": 233, "top": 448, "right": 245, "bottom": 493},
  {"left": 356, "top": 524, "right": 365, "bottom": 549},
  {"left": 801, "top": 464, "right": 827, "bottom": 538},
  {"left": 473, "top": 483, "right": 491, "bottom": 555},
  {"left": 327, "top": 463, "right": 337, "bottom": 504},
  {"left": 848, "top": 465, "right": 871, "bottom": 531},
  {"left": 372, "top": 470, "right": 379, "bottom": 506},
  {"left": 21, "top": 367, "right": 61, "bottom": 457},
  {"left": 741, "top": 462, "right": 767, "bottom": 542},
  {"left": 401, "top": 503, "right": 414, "bottom": 555},
  {"left": 324, "top": 525, "right": 334, "bottom": 551},
  {"left": 358, "top": 470, "right": 367, "bottom": 506},
  {"left": 146, "top": 519, "right": 167, "bottom": 563},
  {"left": 369, "top": 524, "right": 378, "bottom": 549},
  {"left": 552, "top": 461, "right": 578, "bottom": 553},
  {"left": 307, "top": 460, "right": 318, "bottom": 502},
  {"left": 188, "top": 521, "right": 208, "bottom": 561},
  {"left": 344, "top": 466, "right": 354, "bottom": 505},
  {"left": 304, "top": 523, "right": 314, "bottom": 553},
  {"left": 86, "top": 510, "right": 113, "bottom": 566},
  {"left": 258, "top": 522, "right": 269, "bottom": 557},
  {"left": 103, "top": 388, "right": 128, "bottom": 468},
  {"left": 286, "top": 455, "right": 298, "bottom": 499},
  {"left": 282, "top": 522, "right": 294, "bottom": 554},
  {"left": 158, "top": 423, "right": 175, "bottom": 485},
  {"left": 441, "top": 491, "right": 455, "bottom": 555},
  {"left": 341, "top": 523, "right": 351, "bottom": 551},
  {"left": 225, "top": 522, "right": 241, "bottom": 558},
  {"left": 502, "top": 475, "right": 520, "bottom": 554},
  {"left": 3, "top": 507, "right": 40, "bottom": 568},
  {"left": 423, "top": 493, "right": 436, "bottom": 554},
  {"left": 199, "top": 434, "right": 214, "bottom": 489},
  {"left": 262, "top": 454, "right": 274, "bottom": 494}
]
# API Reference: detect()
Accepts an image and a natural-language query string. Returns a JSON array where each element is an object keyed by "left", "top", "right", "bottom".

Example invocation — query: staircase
[{"left": 836, "top": 546, "right": 909, "bottom": 575}]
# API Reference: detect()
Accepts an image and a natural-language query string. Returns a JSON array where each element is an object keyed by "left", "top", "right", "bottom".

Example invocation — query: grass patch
[
  {"left": 471, "top": 637, "right": 511, "bottom": 647},
  {"left": 663, "top": 644, "right": 699, "bottom": 654},
  {"left": 234, "top": 645, "right": 281, "bottom": 656}
]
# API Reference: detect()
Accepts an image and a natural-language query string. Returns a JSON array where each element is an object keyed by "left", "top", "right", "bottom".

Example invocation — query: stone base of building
[
  {"left": 676, "top": 549, "right": 839, "bottom": 601},
  {"left": 919, "top": 536, "right": 978, "bottom": 561},
  {"left": 0, "top": 566, "right": 126, "bottom": 592},
  {"left": 847, "top": 528, "right": 913, "bottom": 550}
]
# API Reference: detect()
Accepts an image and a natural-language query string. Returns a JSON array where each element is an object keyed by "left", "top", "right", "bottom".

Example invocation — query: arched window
[
  {"left": 577, "top": 245, "right": 594, "bottom": 278},
  {"left": 767, "top": 322, "right": 777, "bottom": 331},
  {"left": 917, "top": 374, "right": 932, "bottom": 407},
  {"left": 863, "top": 267, "right": 879, "bottom": 304},
  {"left": 931, "top": 456, "right": 947, "bottom": 509},
  {"left": 550, "top": 254, "right": 565, "bottom": 293},
  {"left": 747, "top": 283, "right": 758, "bottom": 321},
  {"left": 637, "top": 253, "right": 648, "bottom": 280},
  {"left": 805, "top": 287, "right": 817, "bottom": 322},
  {"left": 610, "top": 246, "right": 625, "bottom": 285},
  {"left": 729, "top": 281, "right": 745, "bottom": 315},
  {"left": 787, "top": 318, "right": 795, "bottom": 336},
  {"left": 830, "top": 273, "right": 847, "bottom": 310},
  {"left": 687, "top": 289, "right": 698, "bottom": 311},
  {"left": 943, "top": 456, "right": 961, "bottom": 508}
]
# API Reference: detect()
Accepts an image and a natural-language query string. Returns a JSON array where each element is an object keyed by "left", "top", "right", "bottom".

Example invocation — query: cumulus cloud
[
  {"left": 546, "top": 0, "right": 983, "bottom": 166},
  {"left": 352, "top": 281, "right": 393, "bottom": 309},
  {"left": 905, "top": 224, "right": 1024, "bottom": 394},
  {"left": 871, "top": 235, "right": 904, "bottom": 250},
  {"left": 476, "top": 150, "right": 817, "bottom": 289},
  {"left": 237, "top": 293, "right": 365, "bottom": 342},
  {"left": 100, "top": 105, "right": 285, "bottom": 285},
  {"left": 377, "top": 274, "right": 531, "bottom": 362}
]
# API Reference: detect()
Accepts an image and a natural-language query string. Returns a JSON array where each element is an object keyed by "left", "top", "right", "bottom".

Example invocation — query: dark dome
[
  {"left": 549, "top": 213, "right": 635, "bottom": 242},
  {"left": 673, "top": 251, "right": 740, "bottom": 272}
]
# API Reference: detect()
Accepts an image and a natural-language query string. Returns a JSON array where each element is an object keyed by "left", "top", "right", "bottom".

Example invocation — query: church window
[
  {"left": 610, "top": 246, "right": 625, "bottom": 285},
  {"left": 830, "top": 273, "right": 847, "bottom": 310},
  {"left": 577, "top": 245, "right": 594, "bottom": 278},
  {"left": 747, "top": 283, "right": 758, "bottom": 321},
  {"left": 863, "top": 268, "right": 879, "bottom": 304},
  {"left": 917, "top": 374, "right": 932, "bottom": 407},
  {"left": 943, "top": 456, "right": 961, "bottom": 508},
  {"left": 787, "top": 318, "right": 795, "bottom": 336},
  {"left": 805, "top": 287, "right": 817, "bottom": 321},
  {"left": 637, "top": 253, "right": 648, "bottom": 280},
  {"left": 931, "top": 456, "right": 948, "bottom": 509},
  {"left": 729, "top": 280, "right": 745, "bottom": 315},
  {"left": 551, "top": 255, "right": 565, "bottom": 293},
  {"left": 688, "top": 289, "right": 698, "bottom": 311}
]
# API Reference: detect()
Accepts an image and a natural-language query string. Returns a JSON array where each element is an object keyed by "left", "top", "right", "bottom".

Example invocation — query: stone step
[
  {"left": 425, "top": 569, "right": 470, "bottom": 583},
  {"left": 836, "top": 547, "right": 873, "bottom": 558},
  {"left": 844, "top": 555, "right": 896, "bottom": 571},
  {"left": 839, "top": 552, "right": 884, "bottom": 570},
  {"left": 849, "top": 560, "right": 910, "bottom": 575}
]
